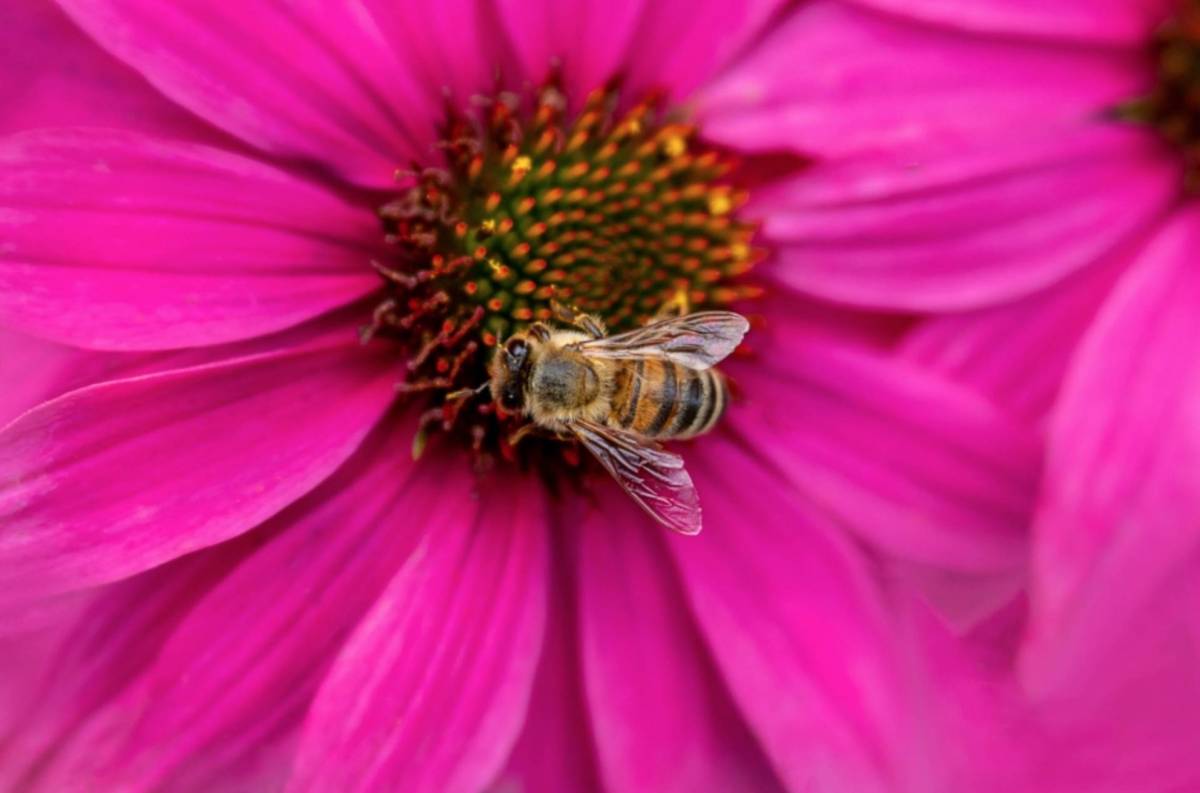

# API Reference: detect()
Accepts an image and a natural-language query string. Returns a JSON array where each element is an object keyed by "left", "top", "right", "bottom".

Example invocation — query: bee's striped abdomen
[
  {"left": 610, "top": 358, "right": 727, "bottom": 440},
  {"left": 674, "top": 367, "right": 726, "bottom": 439}
]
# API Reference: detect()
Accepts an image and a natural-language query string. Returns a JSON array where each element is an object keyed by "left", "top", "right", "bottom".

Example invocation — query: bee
[{"left": 488, "top": 303, "right": 749, "bottom": 535}]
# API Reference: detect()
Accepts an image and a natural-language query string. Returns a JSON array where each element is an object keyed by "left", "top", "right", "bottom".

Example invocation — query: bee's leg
[
  {"left": 550, "top": 300, "right": 606, "bottom": 338},
  {"left": 655, "top": 288, "right": 690, "bottom": 319},
  {"left": 507, "top": 423, "right": 538, "bottom": 447},
  {"left": 528, "top": 322, "right": 553, "bottom": 343},
  {"left": 507, "top": 423, "right": 574, "bottom": 446},
  {"left": 445, "top": 381, "right": 490, "bottom": 401}
]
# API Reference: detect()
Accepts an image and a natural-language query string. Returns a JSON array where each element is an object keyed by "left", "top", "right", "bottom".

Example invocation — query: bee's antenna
[{"left": 445, "top": 381, "right": 490, "bottom": 402}]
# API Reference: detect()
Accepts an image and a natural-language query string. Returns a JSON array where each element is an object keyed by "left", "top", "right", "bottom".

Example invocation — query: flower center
[
  {"left": 1119, "top": 0, "right": 1200, "bottom": 185},
  {"left": 364, "top": 80, "right": 763, "bottom": 461}
]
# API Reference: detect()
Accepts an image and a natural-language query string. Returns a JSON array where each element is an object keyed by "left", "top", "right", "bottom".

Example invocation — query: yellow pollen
[
  {"left": 512, "top": 155, "right": 533, "bottom": 176},
  {"left": 708, "top": 192, "right": 733, "bottom": 216},
  {"left": 480, "top": 218, "right": 497, "bottom": 233},
  {"left": 662, "top": 289, "right": 690, "bottom": 316},
  {"left": 662, "top": 135, "right": 687, "bottom": 158}
]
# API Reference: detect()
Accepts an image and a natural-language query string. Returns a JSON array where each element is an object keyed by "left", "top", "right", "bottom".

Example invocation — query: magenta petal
[
  {"left": 0, "top": 307, "right": 372, "bottom": 438},
  {"left": 0, "top": 311, "right": 363, "bottom": 431},
  {"left": 755, "top": 126, "right": 1178, "bottom": 310},
  {"left": 0, "top": 338, "right": 395, "bottom": 604},
  {"left": 496, "top": 534, "right": 603, "bottom": 793},
  {"left": 286, "top": 474, "right": 549, "bottom": 793},
  {"left": 26, "top": 421, "right": 454, "bottom": 793},
  {"left": 1020, "top": 206, "right": 1200, "bottom": 692},
  {"left": 669, "top": 441, "right": 937, "bottom": 792},
  {"left": 844, "top": 0, "right": 1175, "bottom": 46},
  {"left": 621, "top": 0, "right": 787, "bottom": 100},
  {"left": 887, "top": 562, "right": 1025, "bottom": 634},
  {"left": 494, "top": 0, "right": 646, "bottom": 97},
  {"left": 0, "top": 129, "right": 381, "bottom": 349},
  {"left": 56, "top": 1, "right": 438, "bottom": 188},
  {"left": 576, "top": 487, "right": 784, "bottom": 793},
  {"left": 1019, "top": 578, "right": 1200, "bottom": 792},
  {"left": 0, "top": 327, "right": 86, "bottom": 427},
  {"left": 0, "top": 599, "right": 89, "bottom": 748},
  {"left": 360, "top": 1, "right": 509, "bottom": 111},
  {"left": 0, "top": 537, "right": 260, "bottom": 792},
  {"left": 697, "top": 1, "right": 1147, "bottom": 159},
  {"left": 899, "top": 238, "right": 1135, "bottom": 421},
  {"left": 498, "top": 0, "right": 786, "bottom": 101},
  {"left": 0, "top": 588, "right": 93, "bottom": 640},
  {"left": 729, "top": 335, "right": 1038, "bottom": 574},
  {"left": 0, "top": 2, "right": 215, "bottom": 138}
]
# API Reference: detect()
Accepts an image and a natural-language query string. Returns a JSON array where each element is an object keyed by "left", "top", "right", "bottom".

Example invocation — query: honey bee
[{"left": 488, "top": 303, "right": 749, "bottom": 535}]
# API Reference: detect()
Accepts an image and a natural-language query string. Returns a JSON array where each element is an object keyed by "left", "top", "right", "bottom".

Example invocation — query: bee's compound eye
[
  {"left": 504, "top": 339, "right": 530, "bottom": 374},
  {"left": 505, "top": 338, "right": 529, "bottom": 359}
]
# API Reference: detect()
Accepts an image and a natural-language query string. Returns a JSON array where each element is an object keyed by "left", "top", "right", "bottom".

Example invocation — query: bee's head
[{"left": 488, "top": 333, "right": 540, "bottom": 414}]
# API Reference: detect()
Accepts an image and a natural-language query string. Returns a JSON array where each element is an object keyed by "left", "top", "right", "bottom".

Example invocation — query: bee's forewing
[
  {"left": 572, "top": 311, "right": 748, "bottom": 370},
  {"left": 571, "top": 419, "right": 701, "bottom": 535}
]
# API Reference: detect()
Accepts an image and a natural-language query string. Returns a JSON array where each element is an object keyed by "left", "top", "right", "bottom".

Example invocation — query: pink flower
[
  {"left": 721, "top": 1, "right": 1200, "bottom": 789},
  {"left": 0, "top": 3, "right": 1040, "bottom": 792}
]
